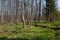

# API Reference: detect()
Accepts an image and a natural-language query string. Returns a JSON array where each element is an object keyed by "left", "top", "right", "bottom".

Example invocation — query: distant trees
[{"left": 0, "top": 0, "right": 60, "bottom": 27}]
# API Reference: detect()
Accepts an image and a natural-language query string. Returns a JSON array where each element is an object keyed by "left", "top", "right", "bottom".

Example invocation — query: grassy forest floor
[{"left": 0, "top": 20, "right": 60, "bottom": 40}]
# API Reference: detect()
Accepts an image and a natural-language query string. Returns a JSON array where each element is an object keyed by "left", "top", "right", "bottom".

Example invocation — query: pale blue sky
[{"left": 57, "top": 0, "right": 60, "bottom": 11}]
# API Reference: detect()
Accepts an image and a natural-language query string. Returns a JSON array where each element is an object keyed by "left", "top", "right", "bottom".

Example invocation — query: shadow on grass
[
  {"left": 0, "top": 37, "right": 41, "bottom": 40},
  {"left": 0, "top": 38, "right": 28, "bottom": 40}
]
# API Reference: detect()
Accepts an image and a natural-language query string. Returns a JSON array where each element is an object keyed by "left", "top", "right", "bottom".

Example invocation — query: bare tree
[
  {"left": 34, "top": 0, "right": 38, "bottom": 22},
  {"left": 21, "top": 0, "right": 26, "bottom": 28},
  {"left": 38, "top": 0, "right": 41, "bottom": 21},
  {"left": 30, "top": 0, "right": 34, "bottom": 23},
  {"left": 1, "top": 0, "right": 4, "bottom": 23},
  {"left": 16, "top": 0, "right": 19, "bottom": 24}
]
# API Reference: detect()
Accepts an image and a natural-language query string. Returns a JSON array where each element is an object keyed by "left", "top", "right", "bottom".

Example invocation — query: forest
[{"left": 0, "top": 0, "right": 60, "bottom": 40}]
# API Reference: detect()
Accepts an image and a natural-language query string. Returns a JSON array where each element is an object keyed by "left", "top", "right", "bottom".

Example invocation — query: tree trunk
[
  {"left": 22, "top": 0, "right": 26, "bottom": 28},
  {"left": 38, "top": 0, "right": 41, "bottom": 21}
]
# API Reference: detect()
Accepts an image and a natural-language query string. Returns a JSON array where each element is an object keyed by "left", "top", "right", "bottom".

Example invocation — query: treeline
[{"left": 0, "top": 0, "right": 60, "bottom": 27}]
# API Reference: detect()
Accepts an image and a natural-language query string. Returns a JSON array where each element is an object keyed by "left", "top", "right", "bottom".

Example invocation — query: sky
[{"left": 57, "top": 0, "right": 60, "bottom": 11}]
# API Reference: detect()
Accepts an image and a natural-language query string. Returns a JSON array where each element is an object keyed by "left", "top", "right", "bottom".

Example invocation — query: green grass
[
  {"left": 0, "top": 25, "right": 55, "bottom": 40},
  {"left": 50, "top": 20, "right": 60, "bottom": 27},
  {"left": 0, "top": 20, "right": 60, "bottom": 40},
  {"left": 33, "top": 20, "right": 60, "bottom": 28}
]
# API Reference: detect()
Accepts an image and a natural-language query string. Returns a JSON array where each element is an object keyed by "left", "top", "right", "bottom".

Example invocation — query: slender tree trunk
[
  {"left": 1, "top": 0, "right": 4, "bottom": 23},
  {"left": 38, "top": 0, "right": 41, "bottom": 21},
  {"left": 22, "top": 0, "right": 26, "bottom": 28},
  {"left": 34, "top": 0, "right": 37, "bottom": 22},
  {"left": 25, "top": 0, "right": 30, "bottom": 25},
  {"left": 16, "top": 0, "right": 19, "bottom": 24},
  {"left": 30, "top": 0, "right": 34, "bottom": 24}
]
